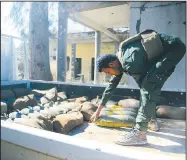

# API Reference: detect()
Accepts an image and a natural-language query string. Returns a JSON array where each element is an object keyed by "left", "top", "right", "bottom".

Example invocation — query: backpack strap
[
  {"left": 117, "top": 30, "right": 164, "bottom": 64},
  {"left": 117, "top": 32, "right": 142, "bottom": 66}
]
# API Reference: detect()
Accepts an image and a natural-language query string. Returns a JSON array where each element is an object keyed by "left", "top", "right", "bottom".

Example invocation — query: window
[
  {"left": 75, "top": 58, "right": 82, "bottom": 78},
  {"left": 67, "top": 56, "right": 70, "bottom": 71},
  {"left": 91, "top": 58, "right": 95, "bottom": 80}
]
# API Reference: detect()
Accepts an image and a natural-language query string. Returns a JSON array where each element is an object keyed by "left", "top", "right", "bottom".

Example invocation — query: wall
[
  {"left": 49, "top": 39, "right": 128, "bottom": 83},
  {"left": 68, "top": 42, "right": 115, "bottom": 82},
  {"left": 129, "top": 2, "right": 186, "bottom": 91},
  {"left": 1, "top": 141, "right": 61, "bottom": 160},
  {"left": 1, "top": 121, "right": 140, "bottom": 160},
  {"left": 2, "top": 120, "right": 180, "bottom": 160}
]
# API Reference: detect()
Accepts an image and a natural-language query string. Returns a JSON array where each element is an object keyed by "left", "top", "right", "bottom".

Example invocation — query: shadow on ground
[
  {"left": 145, "top": 128, "right": 185, "bottom": 154},
  {"left": 68, "top": 120, "right": 185, "bottom": 155}
]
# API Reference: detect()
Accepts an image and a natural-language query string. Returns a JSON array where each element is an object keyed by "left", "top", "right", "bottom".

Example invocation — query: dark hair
[{"left": 96, "top": 54, "right": 118, "bottom": 72}]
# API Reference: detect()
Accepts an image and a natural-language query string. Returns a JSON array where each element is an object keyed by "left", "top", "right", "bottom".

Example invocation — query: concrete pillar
[
  {"left": 57, "top": 2, "right": 68, "bottom": 81},
  {"left": 11, "top": 37, "right": 17, "bottom": 80},
  {"left": 115, "top": 41, "right": 119, "bottom": 54},
  {"left": 23, "top": 40, "right": 29, "bottom": 79},
  {"left": 94, "top": 31, "right": 101, "bottom": 84},
  {"left": 71, "top": 43, "right": 76, "bottom": 80}
]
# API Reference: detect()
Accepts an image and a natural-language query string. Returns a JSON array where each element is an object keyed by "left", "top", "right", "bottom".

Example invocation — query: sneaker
[
  {"left": 148, "top": 120, "right": 159, "bottom": 131},
  {"left": 115, "top": 128, "right": 148, "bottom": 146}
]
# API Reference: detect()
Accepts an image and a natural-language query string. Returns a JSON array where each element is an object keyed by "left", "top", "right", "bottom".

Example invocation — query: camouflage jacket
[{"left": 99, "top": 33, "right": 183, "bottom": 106}]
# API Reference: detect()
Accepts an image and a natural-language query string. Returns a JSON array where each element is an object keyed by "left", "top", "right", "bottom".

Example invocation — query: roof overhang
[
  {"left": 65, "top": 2, "right": 130, "bottom": 42},
  {"left": 51, "top": 31, "right": 129, "bottom": 44}
]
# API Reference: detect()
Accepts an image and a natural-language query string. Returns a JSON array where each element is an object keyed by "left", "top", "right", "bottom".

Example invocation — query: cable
[{"left": 131, "top": 2, "right": 185, "bottom": 9}]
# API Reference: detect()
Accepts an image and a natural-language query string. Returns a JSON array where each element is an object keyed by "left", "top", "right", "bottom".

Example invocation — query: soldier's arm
[{"left": 99, "top": 73, "right": 123, "bottom": 106}]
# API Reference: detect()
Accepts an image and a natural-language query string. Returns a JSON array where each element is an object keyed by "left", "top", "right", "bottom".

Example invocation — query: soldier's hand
[{"left": 90, "top": 104, "right": 104, "bottom": 122}]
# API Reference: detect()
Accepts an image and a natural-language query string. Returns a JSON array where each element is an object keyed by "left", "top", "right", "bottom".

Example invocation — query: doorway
[
  {"left": 91, "top": 58, "right": 95, "bottom": 80},
  {"left": 75, "top": 58, "right": 81, "bottom": 78}
]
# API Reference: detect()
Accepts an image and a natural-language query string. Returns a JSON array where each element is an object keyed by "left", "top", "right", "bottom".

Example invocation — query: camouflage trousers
[{"left": 135, "top": 39, "right": 186, "bottom": 131}]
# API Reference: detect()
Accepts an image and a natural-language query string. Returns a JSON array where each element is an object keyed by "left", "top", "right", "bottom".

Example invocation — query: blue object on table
[
  {"left": 35, "top": 96, "right": 41, "bottom": 101},
  {"left": 39, "top": 106, "right": 44, "bottom": 110},
  {"left": 28, "top": 106, "right": 34, "bottom": 113},
  {"left": 16, "top": 112, "right": 22, "bottom": 118},
  {"left": 29, "top": 108, "right": 34, "bottom": 113}
]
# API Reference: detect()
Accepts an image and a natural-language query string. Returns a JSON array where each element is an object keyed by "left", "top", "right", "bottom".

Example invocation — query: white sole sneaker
[{"left": 115, "top": 138, "right": 148, "bottom": 146}]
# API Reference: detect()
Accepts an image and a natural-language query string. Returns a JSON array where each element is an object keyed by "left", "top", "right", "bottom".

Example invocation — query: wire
[{"left": 131, "top": 2, "right": 185, "bottom": 9}]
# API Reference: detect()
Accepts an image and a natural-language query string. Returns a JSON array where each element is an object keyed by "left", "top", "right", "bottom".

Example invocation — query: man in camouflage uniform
[{"left": 91, "top": 30, "right": 186, "bottom": 146}]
